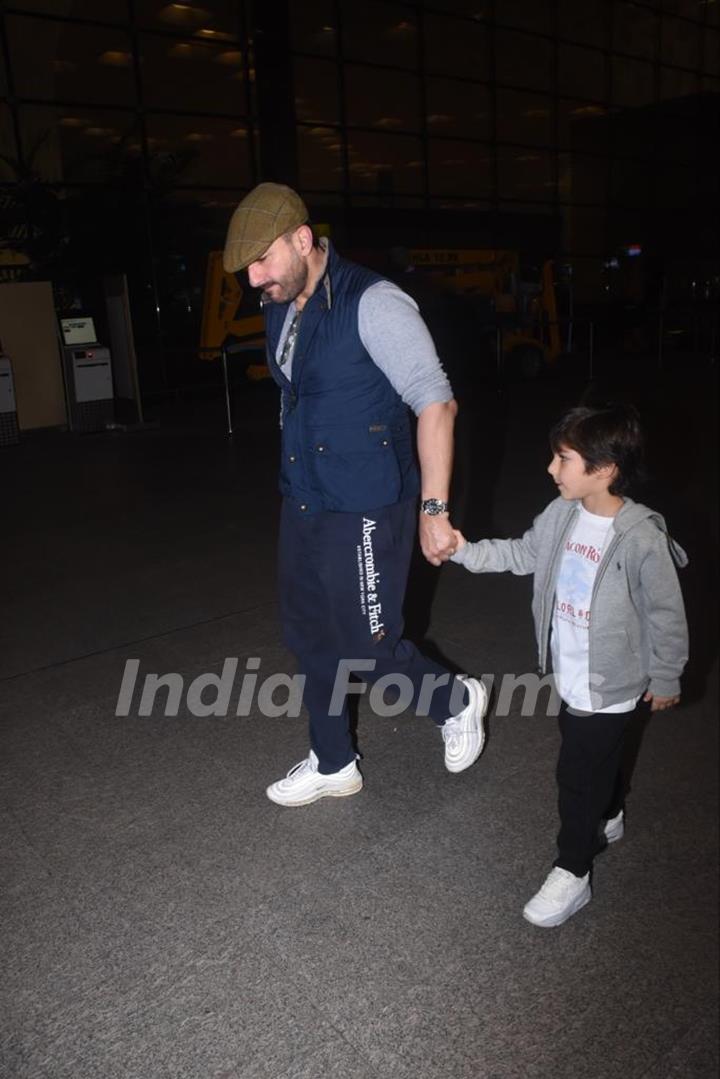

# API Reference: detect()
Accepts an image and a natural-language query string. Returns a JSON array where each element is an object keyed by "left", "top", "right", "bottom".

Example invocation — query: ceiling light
[
  {"left": 98, "top": 51, "right": 132, "bottom": 67},
  {"left": 215, "top": 49, "right": 243, "bottom": 65},
  {"left": 570, "top": 105, "right": 607, "bottom": 117},
  {"left": 157, "top": 3, "right": 209, "bottom": 27}
]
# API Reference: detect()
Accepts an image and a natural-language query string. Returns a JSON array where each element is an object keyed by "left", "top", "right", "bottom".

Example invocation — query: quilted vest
[{"left": 264, "top": 243, "right": 419, "bottom": 514}]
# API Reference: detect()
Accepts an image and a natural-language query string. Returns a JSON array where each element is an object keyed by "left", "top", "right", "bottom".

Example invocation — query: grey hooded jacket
[{"left": 451, "top": 497, "right": 689, "bottom": 709}]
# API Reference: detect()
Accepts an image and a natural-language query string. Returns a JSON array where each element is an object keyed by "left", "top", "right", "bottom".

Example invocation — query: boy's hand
[
  {"left": 452, "top": 529, "right": 467, "bottom": 551},
  {"left": 643, "top": 691, "right": 680, "bottom": 712}
]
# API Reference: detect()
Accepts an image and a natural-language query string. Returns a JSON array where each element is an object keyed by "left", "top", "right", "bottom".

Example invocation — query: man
[{"left": 223, "top": 182, "right": 487, "bottom": 806}]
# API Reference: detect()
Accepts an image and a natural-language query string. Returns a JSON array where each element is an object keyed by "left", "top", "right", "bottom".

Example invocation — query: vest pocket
[{"left": 308, "top": 423, "right": 403, "bottom": 511}]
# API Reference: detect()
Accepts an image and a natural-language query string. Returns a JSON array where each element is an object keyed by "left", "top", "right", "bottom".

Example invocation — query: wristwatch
[{"left": 421, "top": 498, "right": 449, "bottom": 516}]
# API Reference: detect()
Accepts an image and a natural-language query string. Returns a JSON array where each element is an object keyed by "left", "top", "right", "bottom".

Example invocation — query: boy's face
[{"left": 547, "top": 445, "right": 616, "bottom": 502}]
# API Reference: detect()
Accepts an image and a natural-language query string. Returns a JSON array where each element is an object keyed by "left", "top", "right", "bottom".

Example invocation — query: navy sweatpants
[{"left": 278, "top": 497, "right": 465, "bottom": 773}]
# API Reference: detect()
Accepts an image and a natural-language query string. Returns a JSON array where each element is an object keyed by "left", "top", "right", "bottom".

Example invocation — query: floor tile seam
[{"left": 0, "top": 601, "right": 280, "bottom": 686}]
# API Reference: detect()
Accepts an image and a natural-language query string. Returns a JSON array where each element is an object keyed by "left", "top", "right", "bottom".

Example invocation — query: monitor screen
[{"left": 60, "top": 316, "right": 97, "bottom": 346}]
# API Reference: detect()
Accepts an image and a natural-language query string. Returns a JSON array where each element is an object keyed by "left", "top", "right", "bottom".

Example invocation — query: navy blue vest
[{"left": 264, "top": 243, "right": 420, "bottom": 514}]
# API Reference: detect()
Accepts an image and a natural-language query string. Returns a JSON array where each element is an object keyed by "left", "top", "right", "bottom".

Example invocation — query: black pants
[{"left": 554, "top": 701, "right": 640, "bottom": 878}]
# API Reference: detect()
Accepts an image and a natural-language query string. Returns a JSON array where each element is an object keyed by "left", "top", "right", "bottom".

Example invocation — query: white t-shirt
[{"left": 551, "top": 505, "right": 639, "bottom": 714}]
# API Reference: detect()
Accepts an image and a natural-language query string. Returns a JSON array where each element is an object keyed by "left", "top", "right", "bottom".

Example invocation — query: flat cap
[{"left": 223, "top": 182, "right": 309, "bottom": 273}]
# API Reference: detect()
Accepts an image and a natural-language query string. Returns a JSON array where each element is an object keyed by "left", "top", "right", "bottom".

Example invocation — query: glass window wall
[
  {"left": 341, "top": 2, "right": 418, "bottom": 70},
  {"left": 7, "top": 15, "right": 136, "bottom": 105},
  {"left": 558, "top": 43, "right": 606, "bottom": 100},
  {"left": 424, "top": 14, "right": 489, "bottom": 79},
  {"left": 1, "top": 104, "right": 19, "bottom": 181},
  {"left": 298, "top": 125, "right": 343, "bottom": 191},
  {"left": 613, "top": 3, "right": 658, "bottom": 61},
  {"left": 139, "top": 34, "right": 247, "bottom": 114},
  {"left": 426, "top": 78, "right": 491, "bottom": 141},
  {"left": 135, "top": 0, "right": 242, "bottom": 40},
  {"left": 346, "top": 130, "right": 424, "bottom": 194},
  {"left": 558, "top": 0, "right": 608, "bottom": 48},
  {"left": 290, "top": 1, "right": 337, "bottom": 58},
  {"left": 496, "top": 88, "right": 554, "bottom": 148},
  {"left": 344, "top": 65, "right": 421, "bottom": 132},
  {"left": 498, "top": 146, "right": 555, "bottom": 201},
  {"left": 18, "top": 104, "right": 140, "bottom": 183},
  {"left": 144, "top": 113, "right": 252, "bottom": 186},
  {"left": 6, "top": 0, "right": 128, "bottom": 21},
  {"left": 293, "top": 57, "right": 339, "bottom": 125},
  {"left": 661, "top": 15, "right": 701, "bottom": 68},
  {"left": 427, "top": 140, "right": 493, "bottom": 197},
  {"left": 495, "top": 27, "right": 553, "bottom": 91}
]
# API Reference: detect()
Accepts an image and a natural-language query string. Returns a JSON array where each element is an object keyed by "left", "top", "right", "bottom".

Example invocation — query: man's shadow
[{"left": 403, "top": 363, "right": 509, "bottom": 670}]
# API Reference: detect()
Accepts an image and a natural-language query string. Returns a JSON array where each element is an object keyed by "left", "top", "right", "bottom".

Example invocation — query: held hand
[
  {"left": 452, "top": 529, "right": 467, "bottom": 551},
  {"left": 419, "top": 513, "right": 457, "bottom": 566},
  {"left": 643, "top": 691, "right": 680, "bottom": 712}
]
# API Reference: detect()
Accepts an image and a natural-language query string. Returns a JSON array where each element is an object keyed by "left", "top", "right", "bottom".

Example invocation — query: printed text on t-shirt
[{"left": 565, "top": 540, "right": 602, "bottom": 563}]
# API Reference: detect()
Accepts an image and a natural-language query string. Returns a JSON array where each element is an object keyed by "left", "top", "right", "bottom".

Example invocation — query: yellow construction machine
[
  {"left": 199, "top": 245, "right": 560, "bottom": 381},
  {"left": 402, "top": 248, "right": 561, "bottom": 378}
]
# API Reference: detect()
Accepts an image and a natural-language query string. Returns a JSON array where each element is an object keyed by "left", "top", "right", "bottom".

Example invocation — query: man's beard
[{"left": 260, "top": 251, "right": 308, "bottom": 305}]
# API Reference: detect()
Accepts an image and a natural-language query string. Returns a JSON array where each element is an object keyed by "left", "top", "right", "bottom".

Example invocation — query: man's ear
[{"left": 293, "top": 224, "right": 314, "bottom": 256}]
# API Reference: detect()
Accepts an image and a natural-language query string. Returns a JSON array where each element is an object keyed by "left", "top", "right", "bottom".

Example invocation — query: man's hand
[
  {"left": 416, "top": 399, "right": 458, "bottom": 566},
  {"left": 643, "top": 691, "right": 680, "bottom": 712},
  {"left": 419, "top": 513, "right": 457, "bottom": 566}
]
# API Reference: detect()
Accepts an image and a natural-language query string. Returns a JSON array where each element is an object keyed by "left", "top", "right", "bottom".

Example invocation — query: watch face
[{"left": 422, "top": 499, "right": 448, "bottom": 515}]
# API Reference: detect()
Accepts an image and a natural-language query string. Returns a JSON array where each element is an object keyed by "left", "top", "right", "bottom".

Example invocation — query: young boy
[{"left": 451, "top": 403, "right": 688, "bottom": 927}]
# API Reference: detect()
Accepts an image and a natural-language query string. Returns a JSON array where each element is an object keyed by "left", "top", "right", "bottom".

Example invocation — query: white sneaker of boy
[
  {"left": 266, "top": 750, "right": 362, "bottom": 807},
  {"left": 523, "top": 867, "right": 592, "bottom": 928},
  {"left": 603, "top": 809, "right": 625, "bottom": 844},
  {"left": 442, "top": 676, "right": 488, "bottom": 773}
]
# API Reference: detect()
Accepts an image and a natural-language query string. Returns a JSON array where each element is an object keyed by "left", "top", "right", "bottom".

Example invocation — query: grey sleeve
[
  {"left": 450, "top": 527, "right": 539, "bottom": 576},
  {"left": 639, "top": 535, "right": 689, "bottom": 699},
  {"left": 357, "top": 280, "right": 454, "bottom": 415}
]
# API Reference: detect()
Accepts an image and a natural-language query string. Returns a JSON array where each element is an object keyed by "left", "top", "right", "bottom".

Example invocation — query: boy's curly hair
[{"left": 549, "top": 403, "right": 645, "bottom": 495}]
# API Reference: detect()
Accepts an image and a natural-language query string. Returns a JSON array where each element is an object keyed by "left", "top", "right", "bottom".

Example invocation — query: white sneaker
[
  {"left": 266, "top": 750, "right": 362, "bottom": 807},
  {"left": 523, "top": 867, "right": 592, "bottom": 927},
  {"left": 442, "top": 676, "right": 488, "bottom": 773},
  {"left": 603, "top": 809, "right": 625, "bottom": 844}
]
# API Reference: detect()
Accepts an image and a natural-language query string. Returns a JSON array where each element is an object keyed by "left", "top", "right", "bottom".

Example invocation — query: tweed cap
[{"left": 223, "top": 183, "right": 309, "bottom": 272}]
